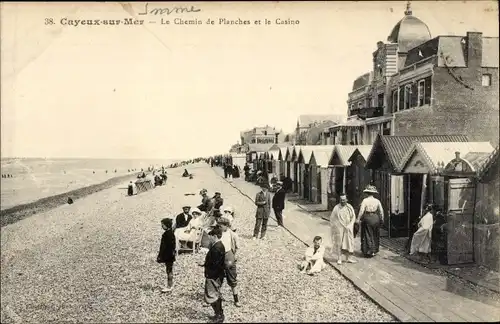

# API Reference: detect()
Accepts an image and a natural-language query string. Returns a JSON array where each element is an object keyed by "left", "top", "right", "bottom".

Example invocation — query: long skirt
[{"left": 361, "top": 212, "right": 381, "bottom": 257}]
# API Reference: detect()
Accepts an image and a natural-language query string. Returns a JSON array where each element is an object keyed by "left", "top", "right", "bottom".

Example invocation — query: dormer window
[{"left": 358, "top": 101, "right": 363, "bottom": 109}]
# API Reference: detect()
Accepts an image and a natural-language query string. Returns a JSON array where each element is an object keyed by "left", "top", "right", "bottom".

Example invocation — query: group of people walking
[{"left": 330, "top": 185, "right": 384, "bottom": 264}]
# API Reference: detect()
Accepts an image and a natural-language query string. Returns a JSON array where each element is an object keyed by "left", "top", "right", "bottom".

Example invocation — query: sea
[{"left": 0, "top": 158, "right": 178, "bottom": 210}]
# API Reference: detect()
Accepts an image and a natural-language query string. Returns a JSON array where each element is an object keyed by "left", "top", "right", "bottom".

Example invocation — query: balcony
[{"left": 349, "top": 106, "right": 384, "bottom": 119}]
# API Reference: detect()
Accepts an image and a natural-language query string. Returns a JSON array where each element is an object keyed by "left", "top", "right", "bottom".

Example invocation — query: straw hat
[
  {"left": 363, "top": 185, "right": 378, "bottom": 194},
  {"left": 191, "top": 207, "right": 202, "bottom": 215},
  {"left": 223, "top": 206, "right": 233, "bottom": 213},
  {"left": 217, "top": 217, "right": 231, "bottom": 226}
]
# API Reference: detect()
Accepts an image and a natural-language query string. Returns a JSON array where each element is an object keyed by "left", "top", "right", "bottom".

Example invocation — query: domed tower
[{"left": 387, "top": 1, "right": 432, "bottom": 69}]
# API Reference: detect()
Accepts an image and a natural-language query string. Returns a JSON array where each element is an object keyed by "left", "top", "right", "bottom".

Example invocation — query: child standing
[{"left": 157, "top": 218, "right": 176, "bottom": 293}]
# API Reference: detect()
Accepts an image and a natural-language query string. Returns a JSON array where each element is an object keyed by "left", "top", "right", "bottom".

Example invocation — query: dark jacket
[
  {"left": 175, "top": 213, "right": 192, "bottom": 229},
  {"left": 199, "top": 196, "right": 214, "bottom": 213},
  {"left": 213, "top": 197, "right": 224, "bottom": 210},
  {"left": 157, "top": 230, "right": 176, "bottom": 263},
  {"left": 204, "top": 240, "right": 226, "bottom": 279},
  {"left": 255, "top": 190, "right": 271, "bottom": 219},
  {"left": 272, "top": 188, "right": 286, "bottom": 210}
]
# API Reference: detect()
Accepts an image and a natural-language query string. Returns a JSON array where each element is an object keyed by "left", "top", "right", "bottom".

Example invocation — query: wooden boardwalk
[{"left": 216, "top": 169, "right": 500, "bottom": 322}]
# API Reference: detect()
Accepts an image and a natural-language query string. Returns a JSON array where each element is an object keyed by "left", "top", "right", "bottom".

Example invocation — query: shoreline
[{"left": 0, "top": 173, "right": 138, "bottom": 228}]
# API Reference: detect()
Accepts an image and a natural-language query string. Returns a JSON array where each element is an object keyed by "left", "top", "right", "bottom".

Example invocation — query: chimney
[
  {"left": 455, "top": 151, "right": 461, "bottom": 160},
  {"left": 275, "top": 133, "right": 279, "bottom": 144},
  {"left": 466, "top": 32, "right": 483, "bottom": 69}
]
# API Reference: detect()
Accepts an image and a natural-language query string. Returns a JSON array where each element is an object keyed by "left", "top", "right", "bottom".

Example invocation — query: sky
[{"left": 1, "top": 1, "right": 498, "bottom": 160}]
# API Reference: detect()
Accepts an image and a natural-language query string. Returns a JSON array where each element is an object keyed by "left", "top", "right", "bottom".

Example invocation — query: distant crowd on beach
[{"left": 1, "top": 174, "right": 14, "bottom": 178}]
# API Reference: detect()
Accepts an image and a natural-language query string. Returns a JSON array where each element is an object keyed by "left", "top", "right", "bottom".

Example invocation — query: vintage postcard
[{"left": 1, "top": 1, "right": 499, "bottom": 323}]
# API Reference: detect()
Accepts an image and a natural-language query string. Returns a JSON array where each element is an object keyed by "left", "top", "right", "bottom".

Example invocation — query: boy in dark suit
[
  {"left": 157, "top": 218, "right": 176, "bottom": 293},
  {"left": 199, "top": 226, "right": 226, "bottom": 323}
]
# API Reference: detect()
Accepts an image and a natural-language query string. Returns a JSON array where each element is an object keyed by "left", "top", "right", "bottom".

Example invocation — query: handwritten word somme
[{"left": 138, "top": 3, "right": 201, "bottom": 16}]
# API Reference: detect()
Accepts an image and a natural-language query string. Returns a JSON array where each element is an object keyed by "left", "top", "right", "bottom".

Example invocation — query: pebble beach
[{"left": 1, "top": 163, "right": 396, "bottom": 323}]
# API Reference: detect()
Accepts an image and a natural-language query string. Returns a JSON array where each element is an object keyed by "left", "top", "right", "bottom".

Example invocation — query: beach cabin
[
  {"left": 288, "top": 146, "right": 302, "bottom": 193},
  {"left": 308, "top": 145, "right": 335, "bottom": 207},
  {"left": 244, "top": 143, "right": 273, "bottom": 171},
  {"left": 474, "top": 147, "right": 500, "bottom": 271},
  {"left": 267, "top": 143, "right": 289, "bottom": 179},
  {"left": 346, "top": 145, "right": 373, "bottom": 213},
  {"left": 284, "top": 147, "right": 292, "bottom": 179},
  {"left": 278, "top": 145, "right": 290, "bottom": 180},
  {"left": 328, "top": 145, "right": 359, "bottom": 202},
  {"left": 398, "top": 141, "right": 495, "bottom": 265},
  {"left": 230, "top": 153, "right": 247, "bottom": 171},
  {"left": 297, "top": 146, "right": 315, "bottom": 200},
  {"left": 365, "top": 134, "right": 469, "bottom": 238}
]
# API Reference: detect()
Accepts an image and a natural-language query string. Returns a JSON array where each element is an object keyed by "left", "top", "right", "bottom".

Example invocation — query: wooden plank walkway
[{"left": 216, "top": 169, "right": 500, "bottom": 323}]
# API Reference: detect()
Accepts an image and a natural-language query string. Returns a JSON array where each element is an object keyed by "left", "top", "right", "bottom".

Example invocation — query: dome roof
[
  {"left": 387, "top": 3, "right": 431, "bottom": 53},
  {"left": 352, "top": 72, "right": 371, "bottom": 91}
]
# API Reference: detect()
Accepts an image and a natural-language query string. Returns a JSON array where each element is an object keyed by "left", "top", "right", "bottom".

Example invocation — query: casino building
[{"left": 326, "top": 2, "right": 499, "bottom": 146}]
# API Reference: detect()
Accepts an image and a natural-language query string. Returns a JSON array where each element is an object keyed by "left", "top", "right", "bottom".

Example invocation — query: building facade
[
  {"left": 296, "top": 114, "right": 344, "bottom": 145},
  {"left": 328, "top": 3, "right": 499, "bottom": 147},
  {"left": 240, "top": 126, "right": 285, "bottom": 145}
]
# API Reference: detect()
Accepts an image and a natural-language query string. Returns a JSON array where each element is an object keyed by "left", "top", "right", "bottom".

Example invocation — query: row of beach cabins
[{"left": 220, "top": 134, "right": 499, "bottom": 271}]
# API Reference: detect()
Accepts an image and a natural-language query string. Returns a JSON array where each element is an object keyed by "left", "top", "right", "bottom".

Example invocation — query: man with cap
[
  {"left": 330, "top": 194, "right": 357, "bottom": 264},
  {"left": 217, "top": 216, "right": 241, "bottom": 307},
  {"left": 272, "top": 181, "right": 286, "bottom": 227},
  {"left": 175, "top": 206, "right": 192, "bottom": 231},
  {"left": 253, "top": 182, "right": 271, "bottom": 240}
]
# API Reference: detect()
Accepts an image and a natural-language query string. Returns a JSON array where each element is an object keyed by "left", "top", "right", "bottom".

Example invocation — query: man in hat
[
  {"left": 272, "top": 181, "right": 286, "bottom": 227},
  {"left": 213, "top": 192, "right": 224, "bottom": 218},
  {"left": 357, "top": 185, "right": 384, "bottom": 257},
  {"left": 175, "top": 206, "right": 192, "bottom": 230},
  {"left": 330, "top": 194, "right": 357, "bottom": 264},
  {"left": 253, "top": 182, "right": 271, "bottom": 240},
  {"left": 217, "top": 217, "right": 241, "bottom": 307},
  {"left": 198, "top": 189, "right": 214, "bottom": 213}
]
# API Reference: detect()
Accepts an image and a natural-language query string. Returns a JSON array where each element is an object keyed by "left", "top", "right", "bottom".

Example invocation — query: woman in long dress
[
  {"left": 175, "top": 208, "right": 204, "bottom": 253},
  {"left": 410, "top": 204, "right": 434, "bottom": 263},
  {"left": 356, "top": 185, "right": 384, "bottom": 257}
]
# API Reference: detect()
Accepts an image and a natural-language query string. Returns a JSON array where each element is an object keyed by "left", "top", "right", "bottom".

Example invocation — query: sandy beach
[{"left": 0, "top": 163, "right": 394, "bottom": 323}]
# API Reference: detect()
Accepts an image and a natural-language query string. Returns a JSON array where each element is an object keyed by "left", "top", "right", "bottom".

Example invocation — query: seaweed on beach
[{"left": 0, "top": 174, "right": 136, "bottom": 228}]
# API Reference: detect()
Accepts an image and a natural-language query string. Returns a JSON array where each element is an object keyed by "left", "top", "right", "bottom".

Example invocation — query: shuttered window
[
  {"left": 411, "top": 82, "right": 418, "bottom": 108},
  {"left": 418, "top": 80, "right": 425, "bottom": 106},
  {"left": 392, "top": 90, "right": 398, "bottom": 112},
  {"left": 424, "top": 76, "right": 432, "bottom": 105},
  {"left": 404, "top": 85, "right": 411, "bottom": 109},
  {"left": 399, "top": 87, "right": 404, "bottom": 110}
]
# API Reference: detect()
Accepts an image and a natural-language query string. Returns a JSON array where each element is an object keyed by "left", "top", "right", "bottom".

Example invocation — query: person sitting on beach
[
  {"left": 182, "top": 169, "right": 190, "bottom": 177},
  {"left": 174, "top": 206, "right": 192, "bottom": 230},
  {"left": 213, "top": 192, "right": 224, "bottom": 217},
  {"left": 298, "top": 236, "right": 326, "bottom": 276},
  {"left": 198, "top": 189, "right": 214, "bottom": 213},
  {"left": 221, "top": 206, "right": 237, "bottom": 231},
  {"left": 175, "top": 208, "right": 205, "bottom": 254}
]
